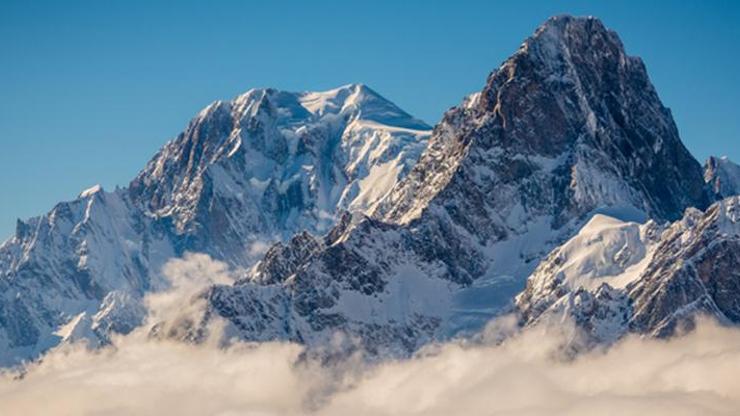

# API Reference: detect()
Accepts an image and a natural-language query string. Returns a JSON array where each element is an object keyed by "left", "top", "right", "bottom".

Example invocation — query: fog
[{"left": 1, "top": 255, "right": 738, "bottom": 416}]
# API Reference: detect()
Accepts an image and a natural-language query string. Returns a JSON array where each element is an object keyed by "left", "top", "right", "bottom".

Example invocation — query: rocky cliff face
[
  {"left": 0, "top": 85, "right": 429, "bottom": 365},
  {"left": 376, "top": 16, "right": 711, "bottom": 228},
  {"left": 0, "top": 187, "right": 163, "bottom": 363},
  {"left": 629, "top": 196, "right": 740, "bottom": 336},
  {"left": 705, "top": 156, "right": 740, "bottom": 198},
  {"left": 516, "top": 196, "right": 740, "bottom": 346},
  {"left": 197, "top": 16, "right": 714, "bottom": 355}
]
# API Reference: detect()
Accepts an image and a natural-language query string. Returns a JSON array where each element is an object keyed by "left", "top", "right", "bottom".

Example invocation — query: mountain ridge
[
  {"left": 516, "top": 195, "right": 740, "bottom": 347},
  {"left": 705, "top": 155, "right": 740, "bottom": 198},
  {"left": 0, "top": 84, "right": 430, "bottom": 365},
  {"left": 0, "top": 15, "right": 732, "bottom": 366},
  {"left": 191, "top": 15, "right": 718, "bottom": 356}
]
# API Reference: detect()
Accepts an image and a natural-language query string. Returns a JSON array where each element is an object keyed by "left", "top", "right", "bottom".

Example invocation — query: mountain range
[
  {"left": 0, "top": 84, "right": 430, "bottom": 364},
  {"left": 1, "top": 15, "right": 739, "bottom": 365}
]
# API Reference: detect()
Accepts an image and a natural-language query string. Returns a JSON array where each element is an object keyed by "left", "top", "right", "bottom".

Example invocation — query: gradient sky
[{"left": 1, "top": 0, "right": 739, "bottom": 239}]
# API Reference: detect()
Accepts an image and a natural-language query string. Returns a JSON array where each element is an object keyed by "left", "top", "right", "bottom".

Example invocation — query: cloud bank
[{"left": 1, "top": 255, "right": 739, "bottom": 416}]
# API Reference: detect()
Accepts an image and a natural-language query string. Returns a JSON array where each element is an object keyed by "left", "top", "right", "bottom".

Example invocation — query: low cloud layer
[
  {"left": 324, "top": 321, "right": 740, "bottom": 416},
  {"left": 1, "top": 255, "right": 739, "bottom": 416}
]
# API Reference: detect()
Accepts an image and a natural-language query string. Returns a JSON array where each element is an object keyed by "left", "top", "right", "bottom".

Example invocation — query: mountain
[
  {"left": 516, "top": 195, "right": 740, "bottom": 346},
  {"left": 515, "top": 214, "right": 662, "bottom": 344},
  {"left": 1, "top": 15, "right": 726, "bottom": 365},
  {"left": 705, "top": 156, "right": 740, "bottom": 198},
  {"left": 629, "top": 196, "right": 740, "bottom": 336},
  {"left": 193, "top": 15, "right": 714, "bottom": 356},
  {"left": 0, "top": 84, "right": 430, "bottom": 365},
  {"left": 129, "top": 84, "right": 430, "bottom": 251}
]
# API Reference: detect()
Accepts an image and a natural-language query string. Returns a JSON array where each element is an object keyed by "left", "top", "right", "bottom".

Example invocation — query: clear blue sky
[{"left": 1, "top": 0, "right": 739, "bottom": 239}]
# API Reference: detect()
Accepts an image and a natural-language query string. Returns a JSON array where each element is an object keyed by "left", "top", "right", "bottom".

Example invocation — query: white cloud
[
  {"left": 143, "top": 253, "right": 234, "bottom": 344},
  {"left": 1, "top": 254, "right": 739, "bottom": 416},
  {"left": 246, "top": 239, "right": 278, "bottom": 264},
  {"left": 323, "top": 319, "right": 740, "bottom": 416}
]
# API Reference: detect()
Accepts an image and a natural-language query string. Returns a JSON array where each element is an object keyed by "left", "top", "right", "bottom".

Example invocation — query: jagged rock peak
[
  {"left": 524, "top": 15, "right": 624, "bottom": 59},
  {"left": 379, "top": 15, "right": 710, "bottom": 227},
  {"left": 705, "top": 156, "right": 740, "bottom": 198},
  {"left": 476, "top": 14, "right": 647, "bottom": 143}
]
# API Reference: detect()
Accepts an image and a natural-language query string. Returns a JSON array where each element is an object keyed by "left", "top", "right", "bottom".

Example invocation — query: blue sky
[{"left": 1, "top": 0, "right": 739, "bottom": 238}]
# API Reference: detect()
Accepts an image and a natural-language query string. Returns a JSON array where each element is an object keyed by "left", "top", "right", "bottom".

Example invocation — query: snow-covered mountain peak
[
  {"left": 0, "top": 84, "right": 430, "bottom": 365},
  {"left": 140, "top": 84, "right": 430, "bottom": 177},
  {"left": 300, "top": 83, "right": 373, "bottom": 115},
  {"left": 225, "top": 83, "right": 429, "bottom": 131},
  {"left": 127, "top": 84, "right": 430, "bottom": 248}
]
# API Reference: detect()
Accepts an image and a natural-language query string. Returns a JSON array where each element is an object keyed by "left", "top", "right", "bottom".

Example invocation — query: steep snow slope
[
  {"left": 198, "top": 16, "right": 713, "bottom": 355},
  {"left": 520, "top": 214, "right": 661, "bottom": 296},
  {"left": 0, "top": 84, "right": 430, "bottom": 366},
  {"left": 515, "top": 214, "right": 661, "bottom": 344}
]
